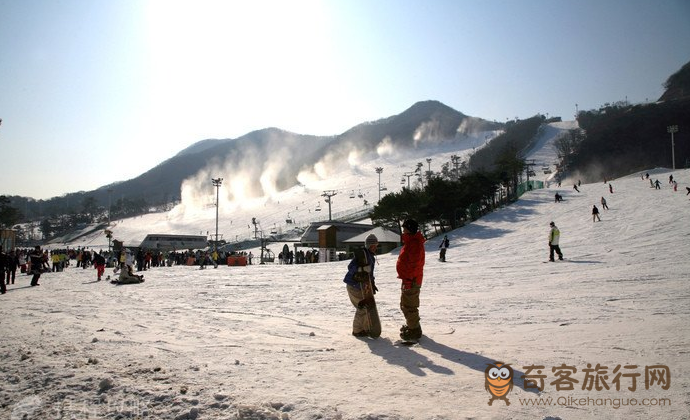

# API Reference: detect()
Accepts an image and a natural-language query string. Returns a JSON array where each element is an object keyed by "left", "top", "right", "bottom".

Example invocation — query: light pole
[
  {"left": 416, "top": 162, "right": 423, "bottom": 188},
  {"left": 375, "top": 167, "right": 383, "bottom": 203},
  {"left": 426, "top": 158, "right": 432, "bottom": 184},
  {"left": 211, "top": 178, "right": 223, "bottom": 252},
  {"left": 667, "top": 125, "right": 678, "bottom": 170},
  {"left": 107, "top": 188, "right": 113, "bottom": 226},
  {"left": 450, "top": 155, "right": 461, "bottom": 180}
]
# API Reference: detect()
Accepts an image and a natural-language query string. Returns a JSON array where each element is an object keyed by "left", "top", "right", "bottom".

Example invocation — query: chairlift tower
[
  {"left": 321, "top": 190, "right": 337, "bottom": 221},
  {"left": 402, "top": 172, "right": 414, "bottom": 190},
  {"left": 251, "top": 217, "right": 267, "bottom": 265}
]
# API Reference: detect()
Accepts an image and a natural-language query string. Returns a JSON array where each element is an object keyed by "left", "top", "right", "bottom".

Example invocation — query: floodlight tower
[
  {"left": 426, "top": 158, "right": 432, "bottom": 184},
  {"left": 211, "top": 177, "right": 223, "bottom": 252},
  {"left": 375, "top": 167, "right": 383, "bottom": 203},
  {"left": 667, "top": 125, "right": 678, "bottom": 170}
]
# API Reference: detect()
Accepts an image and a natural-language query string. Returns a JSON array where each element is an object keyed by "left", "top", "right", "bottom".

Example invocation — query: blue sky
[{"left": 1, "top": 0, "right": 689, "bottom": 199}]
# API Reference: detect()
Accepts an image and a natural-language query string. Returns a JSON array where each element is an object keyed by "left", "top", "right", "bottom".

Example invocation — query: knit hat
[
  {"left": 365, "top": 234, "right": 379, "bottom": 247},
  {"left": 402, "top": 219, "right": 419, "bottom": 234}
]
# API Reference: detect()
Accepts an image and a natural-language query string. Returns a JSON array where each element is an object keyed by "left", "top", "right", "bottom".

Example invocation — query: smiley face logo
[{"left": 485, "top": 362, "right": 514, "bottom": 406}]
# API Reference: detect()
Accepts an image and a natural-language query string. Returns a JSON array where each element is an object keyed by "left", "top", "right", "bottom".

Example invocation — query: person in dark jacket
[
  {"left": 5, "top": 249, "right": 19, "bottom": 285},
  {"left": 29, "top": 246, "right": 43, "bottom": 286},
  {"left": 343, "top": 234, "right": 379, "bottom": 337},
  {"left": 0, "top": 249, "right": 7, "bottom": 294},
  {"left": 397, "top": 219, "right": 426, "bottom": 341},
  {"left": 438, "top": 235, "right": 449, "bottom": 262},
  {"left": 592, "top": 205, "right": 601, "bottom": 222}
]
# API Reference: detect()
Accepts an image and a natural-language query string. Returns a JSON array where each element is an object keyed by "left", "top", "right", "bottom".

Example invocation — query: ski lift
[
  {"left": 357, "top": 191, "right": 364, "bottom": 198},
  {"left": 270, "top": 224, "right": 277, "bottom": 235},
  {"left": 349, "top": 190, "right": 355, "bottom": 199},
  {"left": 315, "top": 203, "right": 321, "bottom": 211},
  {"left": 380, "top": 184, "right": 388, "bottom": 191},
  {"left": 285, "top": 212, "right": 293, "bottom": 224},
  {"left": 400, "top": 178, "right": 406, "bottom": 184}
]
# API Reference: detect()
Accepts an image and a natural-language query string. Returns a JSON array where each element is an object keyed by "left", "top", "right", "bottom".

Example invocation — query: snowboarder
[
  {"left": 397, "top": 219, "right": 426, "bottom": 342},
  {"left": 343, "top": 234, "right": 380, "bottom": 338},
  {"left": 554, "top": 193, "right": 563, "bottom": 202},
  {"left": 654, "top": 180, "right": 661, "bottom": 190},
  {"left": 548, "top": 222, "right": 563, "bottom": 262},
  {"left": 592, "top": 205, "right": 601, "bottom": 222},
  {"left": 438, "top": 235, "right": 449, "bottom": 262},
  {"left": 573, "top": 184, "right": 580, "bottom": 193},
  {"left": 601, "top": 196, "right": 609, "bottom": 210}
]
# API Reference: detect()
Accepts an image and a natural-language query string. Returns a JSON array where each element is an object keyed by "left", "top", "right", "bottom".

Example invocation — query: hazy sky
[{"left": 1, "top": 0, "right": 689, "bottom": 199}]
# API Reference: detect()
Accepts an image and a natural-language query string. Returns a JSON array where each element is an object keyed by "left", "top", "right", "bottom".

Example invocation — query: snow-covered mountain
[{"left": 51, "top": 119, "right": 580, "bottom": 250}]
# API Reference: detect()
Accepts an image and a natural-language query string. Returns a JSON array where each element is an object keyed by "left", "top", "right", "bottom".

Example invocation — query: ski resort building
[{"left": 298, "top": 222, "right": 400, "bottom": 262}]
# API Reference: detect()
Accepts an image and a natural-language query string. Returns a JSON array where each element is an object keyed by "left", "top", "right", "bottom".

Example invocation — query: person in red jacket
[{"left": 397, "top": 219, "right": 426, "bottom": 341}]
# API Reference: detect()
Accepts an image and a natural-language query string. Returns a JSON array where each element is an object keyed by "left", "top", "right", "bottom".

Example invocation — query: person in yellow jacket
[
  {"left": 548, "top": 221, "right": 564, "bottom": 262},
  {"left": 51, "top": 252, "right": 61, "bottom": 272}
]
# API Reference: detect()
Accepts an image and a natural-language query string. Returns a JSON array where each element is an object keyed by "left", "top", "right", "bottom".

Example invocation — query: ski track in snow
[{"left": 1, "top": 123, "right": 689, "bottom": 419}]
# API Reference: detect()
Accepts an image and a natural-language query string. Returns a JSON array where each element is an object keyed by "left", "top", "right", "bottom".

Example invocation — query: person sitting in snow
[{"left": 117, "top": 249, "right": 144, "bottom": 284}]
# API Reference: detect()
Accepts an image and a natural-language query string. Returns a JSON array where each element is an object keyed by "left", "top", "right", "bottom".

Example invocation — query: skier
[
  {"left": 609, "top": 184, "right": 613, "bottom": 194},
  {"left": 573, "top": 184, "right": 580, "bottom": 193},
  {"left": 601, "top": 197, "right": 609, "bottom": 210},
  {"left": 397, "top": 219, "right": 426, "bottom": 342},
  {"left": 343, "top": 234, "right": 379, "bottom": 337},
  {"left": 438, "top": 235, "right": 449, "bottom": 262},
  {"left": 592, "top": 205, "right": 601, "bottom": 222},
  {"left": 548, "top": 222, "right": 563, "bottom": 262},
  {"left": 654, "top": 180, "right": 661, "bottom": 190}
]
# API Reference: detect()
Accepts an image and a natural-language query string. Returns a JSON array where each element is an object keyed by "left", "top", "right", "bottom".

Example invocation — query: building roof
[
  {"left": 299, "top": 221, "right": 383, "bottom": 248},
  {"left": 344, "top": 226, "right": 401, "bottom": 245}
]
